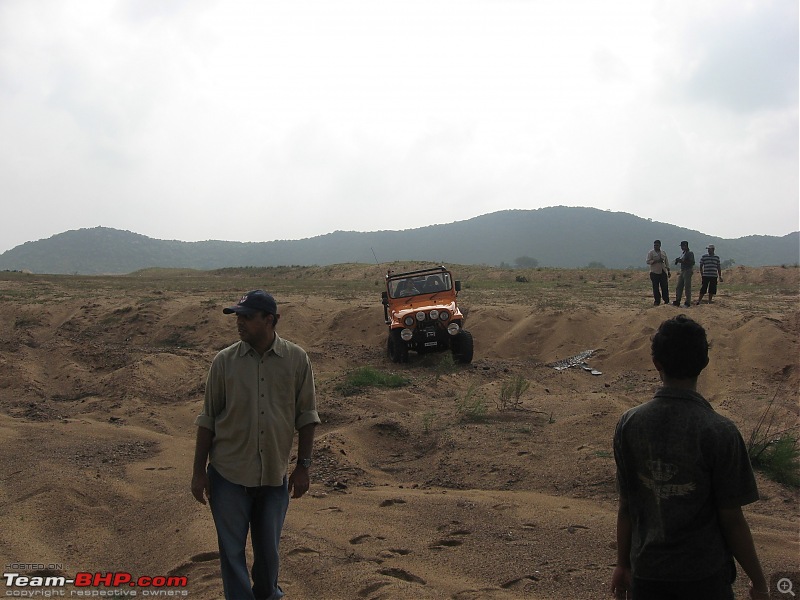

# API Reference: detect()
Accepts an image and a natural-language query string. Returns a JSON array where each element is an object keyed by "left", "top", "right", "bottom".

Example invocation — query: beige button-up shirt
[
  {"left": 195, "top": 333, "right": 320, "bottom": 487},
  {"left": 646, "top": 249, "right": 669, "bottom": 275}
]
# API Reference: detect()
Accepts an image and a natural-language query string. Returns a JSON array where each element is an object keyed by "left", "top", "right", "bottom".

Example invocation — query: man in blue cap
[{"left": 192, "top": 290, "right": 320, "bottom": 600}]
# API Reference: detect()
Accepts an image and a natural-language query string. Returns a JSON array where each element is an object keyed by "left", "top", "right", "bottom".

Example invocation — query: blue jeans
[{"left": 208, "top": 465, "right": 289, "bottom": 600}]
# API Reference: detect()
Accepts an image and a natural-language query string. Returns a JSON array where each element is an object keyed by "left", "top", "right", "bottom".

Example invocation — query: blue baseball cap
[{"left": 223, "top": 290, "right": 277, "bottom": 316}]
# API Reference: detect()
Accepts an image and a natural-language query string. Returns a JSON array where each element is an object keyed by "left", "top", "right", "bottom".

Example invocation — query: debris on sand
[{"left": 547, "top": 349, "right": 602, "bottom": 375}]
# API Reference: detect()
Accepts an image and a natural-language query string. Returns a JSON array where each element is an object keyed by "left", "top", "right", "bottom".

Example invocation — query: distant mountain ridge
[{"left": 1, "top": 207, "right": 798, "bottom": 274}]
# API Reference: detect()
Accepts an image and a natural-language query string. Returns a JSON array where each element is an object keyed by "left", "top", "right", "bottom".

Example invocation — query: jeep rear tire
[
  {"left": 452, "top": 329, "right": 474, "bottom": 364},
  {"left": 388, "top": 330, "right": 409, "bottom": 363}
]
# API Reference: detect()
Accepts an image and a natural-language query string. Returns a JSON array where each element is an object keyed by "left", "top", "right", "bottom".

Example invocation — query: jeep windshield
[{"left": 389, "top": 273, "right": 451, "bottom": 299}]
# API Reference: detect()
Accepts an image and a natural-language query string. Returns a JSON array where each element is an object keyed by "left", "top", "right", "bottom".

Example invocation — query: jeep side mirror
[
  {"left": 381, "top": 291, "right": 388, "bottom": 304},
  {"left": 455, "top": 281, "right": 461, "bottom": 292}
]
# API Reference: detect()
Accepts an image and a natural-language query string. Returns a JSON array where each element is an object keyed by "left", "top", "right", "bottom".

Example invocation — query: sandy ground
[{"left": 0, "top": 266, "right": 797, "bottom": 599}]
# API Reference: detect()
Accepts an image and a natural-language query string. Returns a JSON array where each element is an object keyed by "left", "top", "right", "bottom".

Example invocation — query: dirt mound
[{"left": 0, "top": 266, "right": 797, "bottom": 599}]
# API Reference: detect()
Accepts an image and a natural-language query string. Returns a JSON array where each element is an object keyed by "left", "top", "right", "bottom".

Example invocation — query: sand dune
[{"left": 0, "top": 266, "right": 797, "bottom": 599}]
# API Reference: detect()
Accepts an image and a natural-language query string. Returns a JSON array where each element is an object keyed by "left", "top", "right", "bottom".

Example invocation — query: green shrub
[
  {"left": 749, "top": 433, "right": 800, "bottom": 487},
  {"left": 422, "top": 410, "right": 436, "bottom": 434},
  {"left": 432, "top": 353, "right": 458, "bottom": 380},
  {"left": 497, "top": 375, "right": 530, "bottom": 410},
  {"left": 456, "top": 383, "right": 487, "bottom": 422},
  {"left": 336, "top": 366, "right": 410, "bottom": 396},
  {"left": 747, "top": 397, "right": 800, "bottom": 487}
]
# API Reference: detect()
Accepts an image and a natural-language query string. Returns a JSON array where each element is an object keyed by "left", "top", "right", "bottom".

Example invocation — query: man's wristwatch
[{"left": 297, "top": 458, "right": 312, "bottom": 468}]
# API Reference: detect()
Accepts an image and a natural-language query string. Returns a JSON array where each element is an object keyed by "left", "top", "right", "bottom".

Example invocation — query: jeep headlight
[
  {"left": 447, "top": 322, "right": 460, "bottom": 335},
  {"left": 403, "top": 316, "right": 415, "bottom": 327},
  {"left": 429, "top": 309, "right": 439, "bottom": 320},
  {"left": 416, "top": 311, "right": 426, "bottom": 322},
  {"left": 438, "top": 310, "right": 450, "bottom": 321},
  {"left": 400, "top": 328, "right": 414, "bottom": 341}
]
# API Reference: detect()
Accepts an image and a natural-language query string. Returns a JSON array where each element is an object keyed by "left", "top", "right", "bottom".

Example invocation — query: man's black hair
[{"left": 651, "top": 315, "right": 709, "bottom": 379}]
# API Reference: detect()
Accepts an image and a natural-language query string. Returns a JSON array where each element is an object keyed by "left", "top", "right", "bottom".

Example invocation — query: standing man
[
  {"left": 697, "top": 244, "right": 723, "bottom": 304},
  {"left": 192, "top": 290, "right": 320, "bottom": 600},
  {"left": 672, "top": 241, "right": 695, "bottom": 308},
  {"left": 646, "top": 240, "right": 671, "bottom": 306},
  {"left": 610, "top": 315, "right": 769, "bottom": 600}
]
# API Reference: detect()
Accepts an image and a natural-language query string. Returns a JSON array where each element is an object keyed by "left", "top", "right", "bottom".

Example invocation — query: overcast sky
[{"left": 0, "top": 0, "right": 797, "bottom": 254}]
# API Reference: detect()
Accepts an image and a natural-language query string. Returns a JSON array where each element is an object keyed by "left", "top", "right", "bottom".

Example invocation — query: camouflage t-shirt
[{"left": 613, "top": 388, "right": 758, "bottom": 581}]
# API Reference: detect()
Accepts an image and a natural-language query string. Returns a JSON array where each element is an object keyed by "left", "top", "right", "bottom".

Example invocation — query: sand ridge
[{"left": 0, "top": 265, "right": 797, "bottom": 599}]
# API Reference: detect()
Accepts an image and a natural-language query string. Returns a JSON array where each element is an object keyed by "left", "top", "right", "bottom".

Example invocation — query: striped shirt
[{"left": 699, "top": 253, "right": 721, "bottom": 278}]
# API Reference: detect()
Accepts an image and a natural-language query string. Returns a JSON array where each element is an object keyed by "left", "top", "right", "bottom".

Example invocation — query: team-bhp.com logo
[{"left": 4, "top": 571, "right": 189, "bottom": 596}]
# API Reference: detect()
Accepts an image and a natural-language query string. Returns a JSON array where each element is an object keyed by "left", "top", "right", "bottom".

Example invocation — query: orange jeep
[{"left": 381, "top": 265, "right": 473, "bottom": 364}]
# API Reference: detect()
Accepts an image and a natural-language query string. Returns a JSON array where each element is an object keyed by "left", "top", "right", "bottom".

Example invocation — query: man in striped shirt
[{"left": 697, "top": 245, "right": 723, "bottom": 304}]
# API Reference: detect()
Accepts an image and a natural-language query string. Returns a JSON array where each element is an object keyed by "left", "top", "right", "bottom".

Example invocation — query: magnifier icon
[{"left": 778, "top": 577, "right": 796, "bottom": 596}]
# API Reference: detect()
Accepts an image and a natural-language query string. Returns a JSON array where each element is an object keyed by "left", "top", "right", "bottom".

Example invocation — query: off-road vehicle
[{"left": 381, "top": 265, "right": 473, "bottom": 364}]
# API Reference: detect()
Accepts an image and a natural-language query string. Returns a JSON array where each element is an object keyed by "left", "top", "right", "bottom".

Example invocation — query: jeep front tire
[
  {"left": 451, "top": 329, "right": 474, "bottom": 364},
  {"left": 388, "top": 330, "right": 409, "bottom": 363}
]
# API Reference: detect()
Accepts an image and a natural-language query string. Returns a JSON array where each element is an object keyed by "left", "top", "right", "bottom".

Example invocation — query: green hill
[{"left": 1, "top": 207, "right": 797, "bottom": 274}]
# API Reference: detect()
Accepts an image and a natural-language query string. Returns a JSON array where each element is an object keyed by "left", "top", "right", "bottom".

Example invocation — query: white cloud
[
  {"left": 659, "top": 0, "right": 798, "bottom": 113},
  {"left": 0, "top": 0, "right": 796, "bottom": 253}
]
